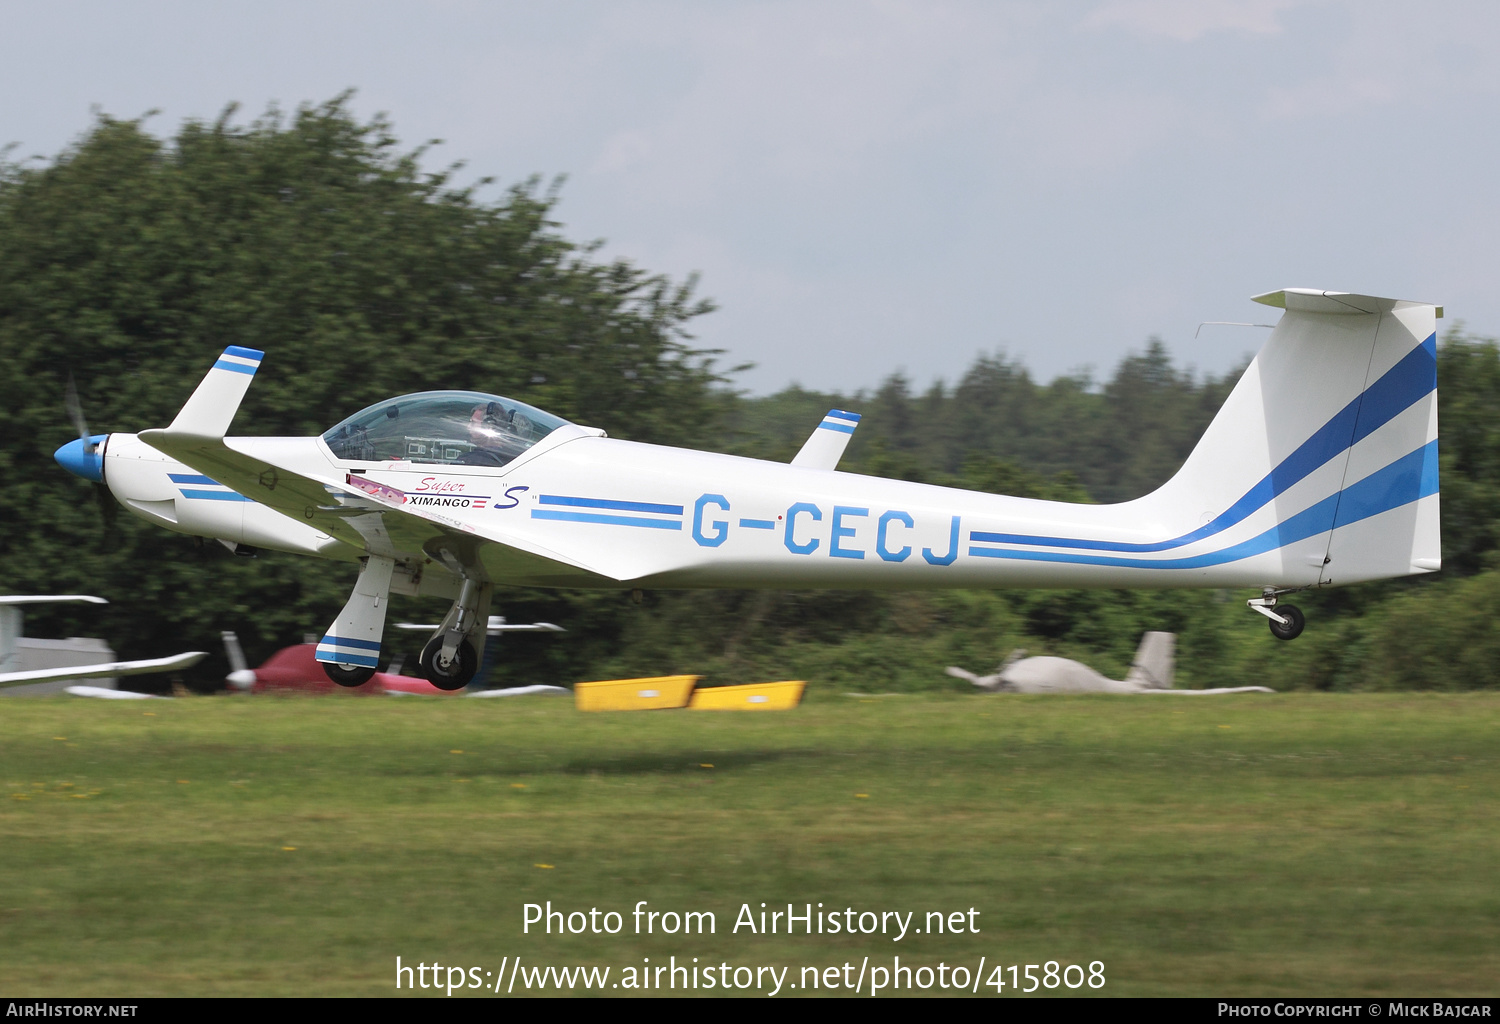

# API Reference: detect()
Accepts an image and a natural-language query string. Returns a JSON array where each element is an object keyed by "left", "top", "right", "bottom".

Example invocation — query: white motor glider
[
  {"left": 947, "top": 632, "right": 1274, "bottom": 694},
  {"left": 0, "top": 595, "right": 206, "bottom": 691},
  {"left": 54, "top": 288, "right": 1441, "bottom": 690}
]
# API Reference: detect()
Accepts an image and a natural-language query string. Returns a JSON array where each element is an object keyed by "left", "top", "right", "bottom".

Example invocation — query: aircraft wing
[
  {"left": 0, "top": 651, "right": 207, "bottom": 690},
  {"left": 139, "top": 428, "right": 622, "bottom": 582},
  {"left": 0, "top": 595, "right": 107, "bottom": 606},
  {"left": 395, "top": 617, "right": 566, "bottom": 633},
  {"left": 137, "top": 352, "right": 620, "bottom": 582}
]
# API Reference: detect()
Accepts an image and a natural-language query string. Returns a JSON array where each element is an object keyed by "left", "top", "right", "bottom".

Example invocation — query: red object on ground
[{"left": 245, "top": 644, "right": 459, "bottom": 696}]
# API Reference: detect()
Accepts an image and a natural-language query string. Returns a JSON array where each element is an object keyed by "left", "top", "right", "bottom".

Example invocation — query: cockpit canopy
[{"left": 322, "top": 391, "right": 572, "bottom": 468}]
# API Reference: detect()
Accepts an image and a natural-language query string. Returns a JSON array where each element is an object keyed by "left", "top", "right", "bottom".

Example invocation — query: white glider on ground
[
  {"left": 64, "top": 685, "right": 169, "bottom": 700},
  {"left": 54, "top": 288, "right": 1441, "bottom": 690},
  {"left": 946, "top": 632, "right": 1274, "bottom": 695},
  {"left": 0, "top": 595, "right": 206, "bottom": 691}
]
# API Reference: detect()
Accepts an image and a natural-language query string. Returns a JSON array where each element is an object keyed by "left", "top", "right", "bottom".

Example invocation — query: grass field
[{"left": 1, "top": 692, "right": 1496, "bottom": 997}]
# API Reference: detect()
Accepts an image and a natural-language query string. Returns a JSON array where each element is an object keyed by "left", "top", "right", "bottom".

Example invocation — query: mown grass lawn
[{"left": 1, "top": 692, "right": 1495, "bottom": 996}]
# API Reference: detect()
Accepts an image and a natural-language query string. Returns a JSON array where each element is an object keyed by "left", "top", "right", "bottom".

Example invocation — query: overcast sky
[{"left": 4, "top": 0, "right": 1496, "bottom": 394}]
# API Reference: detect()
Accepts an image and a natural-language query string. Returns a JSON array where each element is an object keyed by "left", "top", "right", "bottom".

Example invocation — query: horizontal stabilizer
[
  {"left": 163, "top": 347, "right": 264, "bottom": 439},
  {"left": 790, "top": 409, "right": 861, "bottom": 471},
  {"left": 1252, "top": 288, "right": 1443, "bottom": 319}
]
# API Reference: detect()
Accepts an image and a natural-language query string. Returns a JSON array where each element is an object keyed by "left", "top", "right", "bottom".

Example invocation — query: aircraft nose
[{"left": 54, "top": 436, "right": 107, "bottom": 483}]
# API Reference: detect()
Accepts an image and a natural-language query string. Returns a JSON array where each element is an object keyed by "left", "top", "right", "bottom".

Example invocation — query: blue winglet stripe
[
  {"left": 223, "top": 346, "right": 264, "bottom": 361},
  {"left": 213, "top": 360, "right": 258, "bottom": 375},
  {"left": 532, "top": 510, "right": 683, "bottom": 530},
  {"left": 539, "top": 495, "right": 684, "bottom": 515},
  {"left": 818, "top": 421, "right": 857, "bottom": 434},
  {"left": 968, "top": 334, "right": 1437, "bottom": 554},
  {"left": 826, "top": 409, "right": 861, "bottom": 423}
]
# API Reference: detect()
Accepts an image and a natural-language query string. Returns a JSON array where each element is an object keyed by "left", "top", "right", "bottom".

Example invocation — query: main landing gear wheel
[
  {"left": 324, "top": 662, "right": 376, "bottom": 687},
  {"left": 1268, "top": 604, "right": 1305, "bottom": 641},
  {"left": 420, "top": 635, "right": 478, "bottom": 691}
]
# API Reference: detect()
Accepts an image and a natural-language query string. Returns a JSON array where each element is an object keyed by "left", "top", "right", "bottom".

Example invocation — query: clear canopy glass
[{"left": 322, "top": 391, "right": 572, "bottom": 468}]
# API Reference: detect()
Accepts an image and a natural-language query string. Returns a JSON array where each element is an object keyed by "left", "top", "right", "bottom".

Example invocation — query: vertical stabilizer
[
  {"left": 1124, "top": 631, "right": 1175, "bottom": 689},
  {"left": 1129, "top": 289, "right": 1441, "bottom": 588}
]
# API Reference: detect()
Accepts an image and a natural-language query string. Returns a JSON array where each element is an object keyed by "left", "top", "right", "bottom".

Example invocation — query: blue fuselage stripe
[
  {"left": 969, "top": 334, "right": 1437, "bottom": 554},
  {"left": 532, "top": 510, "right": 683, "bottom": 530},
  {"left": 539, "top": 495, "right": 684, "bottom": 515},
  {"left": 168, "top": 473, "right": 219, "bottom": 485},
  {"left": 968, "top": 441, "right": 1438, "bottom": 570},
  {"left": 178, "top": 489, "right": 251, "bottom": 502}
]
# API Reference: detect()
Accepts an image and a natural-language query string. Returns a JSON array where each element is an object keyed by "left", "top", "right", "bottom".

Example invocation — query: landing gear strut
[
  {"left": 317, "top": 554, "right": 396, "bottom": 684},
  {"left": 1248, "top": 587, "right": 1306, "bottom": 641},
  {"left": 418, "top": 576, "right": 492, "bottom": 690}
]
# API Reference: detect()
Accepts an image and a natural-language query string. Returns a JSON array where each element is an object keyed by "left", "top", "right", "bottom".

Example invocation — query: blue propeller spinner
[{"left": 54, "top": 434, "right": 108, "bottom": 483}]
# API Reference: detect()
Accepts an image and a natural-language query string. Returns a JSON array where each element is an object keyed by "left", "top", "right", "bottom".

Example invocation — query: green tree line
[{"left": 3, "top": 98, "right": 1499, "bottom": 692}]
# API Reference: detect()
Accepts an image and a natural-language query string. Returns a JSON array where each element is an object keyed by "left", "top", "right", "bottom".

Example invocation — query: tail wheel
[
  {"left": 1268, "top": 604, "right": 1305, "bottom": 641},
  {"left": 420, "top": 635, "right": 478, "bottom": 691},
  {"left": 324, "top": 662, "right": 376, "bottom": 687}
]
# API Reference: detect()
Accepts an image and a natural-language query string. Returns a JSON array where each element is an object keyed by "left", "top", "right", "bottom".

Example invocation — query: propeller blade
[
  {"left": 222, "top": 631, "right": 258, "bottom": 691},
  {"left": 64, "top": 374, "right": 117, "bottom": 541},
  {"left": 221, "top": 631, "right": 249, "bottom": 674},
  {"left": 93, "top": 481, "right": 118, "bottom": 530},
  {"left": 64, "top": 374, "right": 94, "bottom": 454}
]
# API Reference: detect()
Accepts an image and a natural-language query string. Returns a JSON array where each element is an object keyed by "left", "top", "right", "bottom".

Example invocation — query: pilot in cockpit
[{"left": 461, "top": 401, "right": 531, "bottom": 465}]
